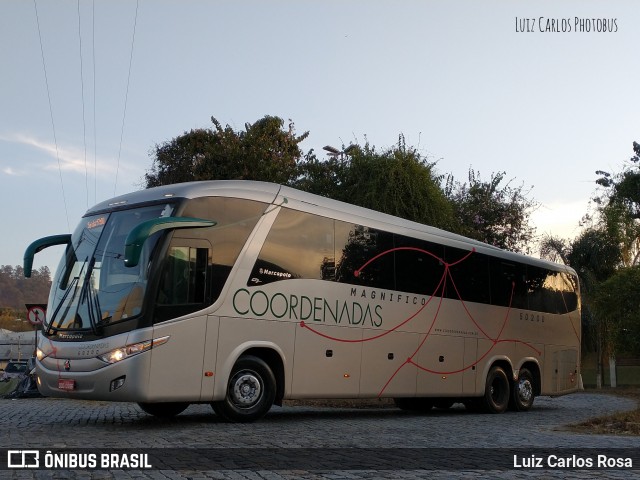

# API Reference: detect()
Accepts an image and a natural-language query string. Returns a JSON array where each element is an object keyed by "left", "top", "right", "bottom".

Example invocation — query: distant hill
[{"left": 0, "top": 265, "right": 51, "bottom": 310}]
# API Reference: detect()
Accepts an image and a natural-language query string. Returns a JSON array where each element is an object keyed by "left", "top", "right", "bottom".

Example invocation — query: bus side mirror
[
  {"left": 124, "top": 217, "right": 216, "bottom": 268},
  {"left": 24, "top": 234, "right": 72, "bottom": 278}
]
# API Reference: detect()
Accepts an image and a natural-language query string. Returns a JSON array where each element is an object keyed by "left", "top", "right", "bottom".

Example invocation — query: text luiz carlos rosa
[{"left": 514, "top": 454, "right": 632, "bottom": 469}]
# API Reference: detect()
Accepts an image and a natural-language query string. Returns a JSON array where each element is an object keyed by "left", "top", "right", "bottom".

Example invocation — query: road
[{"left": 0, "top": 392, "right": 638, "bottom": 479}]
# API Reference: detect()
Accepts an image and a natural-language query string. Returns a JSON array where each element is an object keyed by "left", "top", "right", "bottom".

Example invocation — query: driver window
[{"left": 158, "top": 246, "right": 209, "bottom": 306}]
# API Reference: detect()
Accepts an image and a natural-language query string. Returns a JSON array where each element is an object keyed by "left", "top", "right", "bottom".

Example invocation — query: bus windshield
[{"left": 46, "top": 203, "right": 174, "bottom": 333}]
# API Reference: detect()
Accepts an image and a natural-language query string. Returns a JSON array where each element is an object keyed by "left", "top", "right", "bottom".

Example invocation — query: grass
[{"left": 568, "top": 387, "right": 640, "bottom": 436}]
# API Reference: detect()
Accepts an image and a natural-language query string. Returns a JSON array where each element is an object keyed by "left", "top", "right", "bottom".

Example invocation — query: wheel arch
[
  {"left": 242, "top": 346, "right": 285, "bottom": 406},
  {"left": 479, "top": 356, "right": 514, "bottom": 389},
  {"left": 215, "top": 341, "right": 286, "bottom": 405}
]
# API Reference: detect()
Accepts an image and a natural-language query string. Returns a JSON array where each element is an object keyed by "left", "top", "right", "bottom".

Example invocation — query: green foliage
[
  {"left": 146, "top": 115, "right": 538, "bottom": 252},
  {"left": 593, "top": 266, "right": 640, "bottom": 356},
  {"left": 0, "top": 265, "right": 51, "bottom": 310},
  {"left": 145, "top": 116, "right": 309, "bottom": 187},
  {"left": 593, "top": 141, "right": 640, "bottom": 267},
  {"left": 295, "top": 135, "right": 455, "bottom": 230},
  {"left": 540, "top": 228, "right": 622, "bottom": 355},
  {"left": 542, "top": 142, "right": 640, "bottom": 359},
  {"left": 445, "top": 168, "right": 537, "bottom": 254}
]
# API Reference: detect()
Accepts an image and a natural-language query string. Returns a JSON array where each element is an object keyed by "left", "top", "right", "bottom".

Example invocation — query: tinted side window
[
  {"left": 445, "top": 247, "right": 490, "bottom": 304},
  {"left": 335, "top": 222, "right": 395, "bottom": 290},
  {"left": 181, "top": 197, "right": 266, "bottom": 299},
  {"left": 490, "top": 258, "right": 527, "bottom": 309},
  {"left": 527, "top": 267, "right": 580, "bottom": 314},
  {"left": 394, "top": 235, "right": 444, "bottom": 296},
  {"left": 251, "top": 209, "right": 335, "bottom": 285}
]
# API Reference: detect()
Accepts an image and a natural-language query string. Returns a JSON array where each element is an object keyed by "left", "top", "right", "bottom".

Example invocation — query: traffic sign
[{"left": 25, "top": 303, "right": 47, "bottom": 326}]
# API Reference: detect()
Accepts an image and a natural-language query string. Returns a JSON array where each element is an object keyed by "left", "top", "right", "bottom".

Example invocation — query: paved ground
[{"left": 0, "top": 392, "right": 639, "bottom": 479}]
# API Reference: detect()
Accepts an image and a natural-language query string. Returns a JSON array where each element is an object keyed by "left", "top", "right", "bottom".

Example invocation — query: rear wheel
[
  {"left": 483, "top": 366, "right": 510, "bottom": 413},
  {"left": 211, "top": 355, "right": 276, "bottom": 423},
  {"left": 138, "top": 402, "right": 189, "bottom": 418},
  {"left": 510, "top": 368, "right": 535, "bottom": 411}
]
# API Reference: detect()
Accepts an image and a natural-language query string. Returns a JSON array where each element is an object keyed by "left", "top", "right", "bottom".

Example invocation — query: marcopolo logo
[{"left": 7, "top": 450, "right": 39, "bottom": 468}]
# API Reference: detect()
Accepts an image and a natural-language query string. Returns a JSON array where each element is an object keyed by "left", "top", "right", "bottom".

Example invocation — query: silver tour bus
[{"left": 25, "top": 181, "right": 581, "bottom": 422}]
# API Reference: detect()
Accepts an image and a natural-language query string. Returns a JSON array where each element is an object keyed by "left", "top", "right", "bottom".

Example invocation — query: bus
[{"left": 24, "top": 180, "right": 581, "bottom": 422}]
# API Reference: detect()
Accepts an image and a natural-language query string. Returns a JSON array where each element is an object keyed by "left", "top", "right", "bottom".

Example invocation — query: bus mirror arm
[
  {"left": 23, "top": 234, "right": 72, "bottom": 278},
  {"left": 124, "top": 217, "right": 216, "bottom": 268}
]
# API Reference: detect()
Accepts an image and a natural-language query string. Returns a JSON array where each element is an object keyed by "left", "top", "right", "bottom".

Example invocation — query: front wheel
[
  {"left": 483, "top": 366, "right": 510, "bottom": 414},
  {"left": 510, "top": 368, "right": 535, "bottom": 411},
  {"left": 211, "top": 355, "right": 276, "bottom": 423},
  {"left": 138, "top": 402, "right": 189, "bottom": 418}
]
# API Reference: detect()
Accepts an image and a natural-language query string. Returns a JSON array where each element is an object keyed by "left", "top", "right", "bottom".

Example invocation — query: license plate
[{"left": 58, "top": 378, "right": 76, "bottom": 391}]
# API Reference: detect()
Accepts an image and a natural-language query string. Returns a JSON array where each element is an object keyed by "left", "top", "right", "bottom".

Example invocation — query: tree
[
  {"left": 445, "top": 169, "right": 538, "bottom": 254},
  {"left": 145, "top": 116, "right": 309, "bottom": 187},
  {"left": 594, "top": 141, "right": 640, "bottom": 267},
  {"left": 540, "top": 228, "right": 622, "bottom": 387},
  {"left": 593, "top": 266, "right": 640, "bottom": 357},
  {"left": 294, "top": 135, "right": 455, "bottom": 230},
  {"left": 0, "top": 265, "right": 51, "bottom": 311},
  {"left": 146, "top": 116, "right": 538, "bottom": 249}
]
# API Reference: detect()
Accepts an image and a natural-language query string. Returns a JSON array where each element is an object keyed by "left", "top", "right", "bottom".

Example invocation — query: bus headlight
[
  {"left": 36, "top": 347, "right": 47, "bottom": 361},
  {"left": 97, "top": 336, "right": 170, "bottom": 364}
]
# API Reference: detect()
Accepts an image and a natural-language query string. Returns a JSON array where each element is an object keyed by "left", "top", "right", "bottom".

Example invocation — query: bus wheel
[
  {"left": 483, "top": 366, "right": 510, "bottom": 414},
  {"left": 394, "top": 397, "right": 433, "bottom": 412},
  {"left": 212, "top": 355, "right": 276, "bottom": 423},
  {"left": 138, "top": 402, "right": 189, "bottom": 418},
  {"left": 510, "top": 368, "right": 535, "bottom": 412}
]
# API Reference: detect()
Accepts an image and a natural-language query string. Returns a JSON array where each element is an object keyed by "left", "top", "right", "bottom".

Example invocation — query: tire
[
  {"left": 138, "top": 402, "right": 189, "bottom": 418},
  {"left": 211, "top": 355, "right": 276, "bottom": 423},
  {"left": 510, "top": 368, "right": 535, "bottom": 412},
  {"left": 483, "top": 366, "right": 510, "bottom": 414},
  {"left": 393, "top": 397, "right": 433, "bottom": 412}
]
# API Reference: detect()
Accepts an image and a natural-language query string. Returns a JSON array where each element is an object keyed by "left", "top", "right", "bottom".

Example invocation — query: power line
[
  {"left": 32, "top": 0, "right": 70, "bottom": 231},
  {"left": 77, "top": 0, "right": 89, "bottom": 209},
  {"left": 114, "top": 0, "right": 139, "bottom": 197},
  {"left": 92, "top": 0, "right": 97, "bottom": 205}
]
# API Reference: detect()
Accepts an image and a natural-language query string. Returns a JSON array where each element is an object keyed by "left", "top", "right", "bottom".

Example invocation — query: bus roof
[{"left": 87, "top": 180, "right": 575, "bottom": 275}]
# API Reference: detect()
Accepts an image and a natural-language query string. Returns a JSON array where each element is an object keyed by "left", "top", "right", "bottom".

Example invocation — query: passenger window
[
  {"left": 490, "top": 258, "right": 527, "bottom": 309},
  {"left": 445, "top": 246, "right": 490, "bottom": 304},
  {"left": 335, "top": 223, "right": 394, "bottom": 290},
  {"left": 251, "top": 209, "right": 335, "bottom": 285},
  {"left": 395, "top": 235, "right": 444, "bottom": 296},
  {"left": 181, "top": 196, "right": 267, "bottom": 299}
]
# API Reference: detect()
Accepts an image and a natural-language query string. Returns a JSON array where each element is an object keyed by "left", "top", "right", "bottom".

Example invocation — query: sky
[{"left": 1, "top": 0, "right": 639, "bottom": 276}]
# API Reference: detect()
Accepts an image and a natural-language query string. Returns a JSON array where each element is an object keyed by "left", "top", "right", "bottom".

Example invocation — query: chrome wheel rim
[{"left": 230, "top": 371, "right": 262, "bottom": 408}]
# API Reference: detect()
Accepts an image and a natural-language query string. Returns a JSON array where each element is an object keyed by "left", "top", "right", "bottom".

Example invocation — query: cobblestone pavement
[{"left": 0, "top": 392, "right": 638, "bottom": 479}]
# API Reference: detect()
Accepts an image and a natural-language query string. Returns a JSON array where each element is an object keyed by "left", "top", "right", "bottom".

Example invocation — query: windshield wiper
[
  {"left": 45, "top": 275, "right": 80, "bottom": 335},
  {"left": 47, "top": 255, "right": 92, "bottom": 333},
  {"left": 80, "top": 257, "right": 101, "bottom": 335}
]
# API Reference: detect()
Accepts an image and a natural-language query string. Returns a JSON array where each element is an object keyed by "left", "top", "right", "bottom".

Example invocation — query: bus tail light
[{"left": 98, "top": 336, "right": 170, "bottom": 364}]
